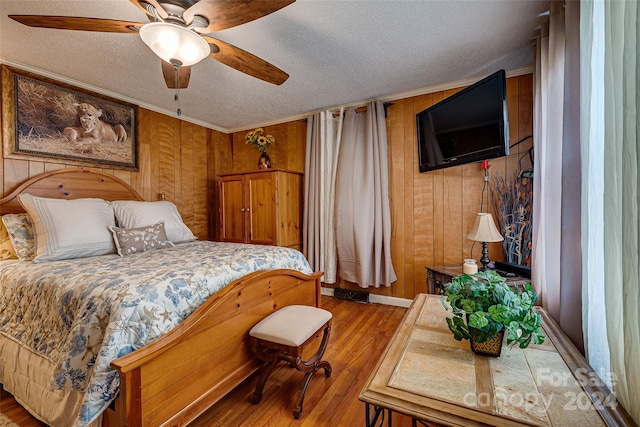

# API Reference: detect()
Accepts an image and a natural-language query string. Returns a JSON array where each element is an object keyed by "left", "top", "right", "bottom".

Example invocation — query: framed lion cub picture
[{"left": 1, "top": 65, "right": 138, "bottom": 170}]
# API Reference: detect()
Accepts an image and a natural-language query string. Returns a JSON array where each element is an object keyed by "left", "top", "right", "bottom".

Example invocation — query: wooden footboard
[{"left": 104, "top": 268, "right": 322, "bottom": 427}]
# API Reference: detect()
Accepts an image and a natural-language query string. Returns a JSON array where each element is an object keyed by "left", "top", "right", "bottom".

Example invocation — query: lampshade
[
  {"left": 139, "top": 22, "right": 210, "bottom": 67},
  {"left": 466, "top": 213, "right": 503, "bottom": 243}
]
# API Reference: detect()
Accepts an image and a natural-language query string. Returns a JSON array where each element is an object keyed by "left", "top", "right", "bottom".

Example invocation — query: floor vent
[{"left": 333, "top": 288, "right": 370, "bottom": 303}]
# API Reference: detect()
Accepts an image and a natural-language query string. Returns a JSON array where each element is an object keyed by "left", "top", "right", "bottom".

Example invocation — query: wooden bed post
[{"left": 103, "top": 368, "right": 142, "bottom": 427}]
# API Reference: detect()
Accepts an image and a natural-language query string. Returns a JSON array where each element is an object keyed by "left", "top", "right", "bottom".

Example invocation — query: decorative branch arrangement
[{"left": 491, "top": 171, "right": 532, "bottom": 266}]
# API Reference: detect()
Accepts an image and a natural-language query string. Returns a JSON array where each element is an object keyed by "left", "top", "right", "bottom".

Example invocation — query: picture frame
[{"left": 1, "top": 65, "right": 138, "bottom": 171}]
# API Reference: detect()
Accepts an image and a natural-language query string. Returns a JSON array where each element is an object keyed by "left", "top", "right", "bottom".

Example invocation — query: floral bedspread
[{"left": 0, "top": 241, "right": 312, "bottom": 426}]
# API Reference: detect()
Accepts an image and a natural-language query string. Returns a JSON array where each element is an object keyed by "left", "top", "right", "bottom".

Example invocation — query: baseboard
[
  {"left": 321, "top": 286, "right": 413, "bottom": 308},
  {"left": 321, "top": 286, "right": 335, "bottom": 297},
  {"left": 370, "top": 294, "right": 413, "bottom": 308}
]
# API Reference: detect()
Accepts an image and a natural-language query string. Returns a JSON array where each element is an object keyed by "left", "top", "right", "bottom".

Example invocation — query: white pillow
[
  {"left": 18, "top": 194, "right": 116, "bottom": 263},
  {"left": 110, "top": 200, "right": 196, "bottom": 244}
]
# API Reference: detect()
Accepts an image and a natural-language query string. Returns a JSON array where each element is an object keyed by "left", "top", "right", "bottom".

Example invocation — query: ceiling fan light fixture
[{"left": 139, "top": 22, "right": 210, "bottom": 67}]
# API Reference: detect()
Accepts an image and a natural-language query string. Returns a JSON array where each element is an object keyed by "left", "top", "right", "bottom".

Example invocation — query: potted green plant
[{"left": 440, "top": 269, "right": 544, "bottom": 356}]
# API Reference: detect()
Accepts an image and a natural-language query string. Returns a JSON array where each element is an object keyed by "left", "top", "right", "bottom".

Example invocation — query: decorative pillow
[
  {"left": 18, "top": 194, "right": 117, "bottom": 263},
  {"left": 110, "top": 200, "right": 197, "bottom": 244},
  {"left": 1, "top": 214, "right": 34, "bottom": 261},
  {"left": 0, "top": 217, "right": 19, "bottom": 260},
  {"left": 109, "top": 221, "right": 175, "bottom": 256}
]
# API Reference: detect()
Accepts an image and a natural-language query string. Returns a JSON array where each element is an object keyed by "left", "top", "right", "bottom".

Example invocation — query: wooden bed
[{"left": 0, "top": 168, "right": 322, "bottom": 427}]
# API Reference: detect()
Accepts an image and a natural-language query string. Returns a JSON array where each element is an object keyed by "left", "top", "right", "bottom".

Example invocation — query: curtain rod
[
  {"left": 301, "top": 102, "right": 394, "bottom": 122},
  {"left": 332, "top": 101, "right": 394, "bottom": 117}
]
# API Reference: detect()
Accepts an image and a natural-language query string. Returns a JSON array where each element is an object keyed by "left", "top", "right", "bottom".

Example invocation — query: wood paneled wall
[
  {"left": 332, "top": 74, "right": 534, "bottom": 300},
  {"left": 212, "top": 122, "right": 307, "bottom": 175},
  {"left": 0, "top": 98, "right": 225, "bottom": 240},
  {"left": 1, "top": 69, "right": 532, "bottom": 301},
  {"left": 213, "top": 75, "right": 533, "bottom": 301},
  {"left": 207, "top": 121, "right": 307, "bottom": 240}
]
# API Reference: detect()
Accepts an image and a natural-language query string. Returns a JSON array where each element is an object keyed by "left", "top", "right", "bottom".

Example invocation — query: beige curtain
[
  {"left": 303, "top": 110, "right": 343, "bottom": 283},
  {"left": 335, "top": 101, "right": 396, "bottom": 288},
  {"left": 534, "top": 0, "right": 586, "bottom": 353},
  {"left": 533, "top": 2, "right": 565, "bottom": 321},
  {"left": 581, "top": 0, "right": 640, "bottom": 423}
]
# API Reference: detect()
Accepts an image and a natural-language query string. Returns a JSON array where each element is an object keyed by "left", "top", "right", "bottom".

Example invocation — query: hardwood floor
[{"left": 1, "top": 296, "right": 421, "bottom": 427}]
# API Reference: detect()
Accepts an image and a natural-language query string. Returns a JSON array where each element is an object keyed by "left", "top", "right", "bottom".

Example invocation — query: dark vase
[
  {"left": 258, "top": 150, "right": 272, "bottom": 169},
  {"left": 470, "top": 329, "right": 505, "bottom": 357}
]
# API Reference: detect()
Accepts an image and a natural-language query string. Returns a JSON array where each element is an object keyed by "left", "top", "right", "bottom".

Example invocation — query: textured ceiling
[{"left": 0, "top": 0, "right": 549, "bottom": 132}]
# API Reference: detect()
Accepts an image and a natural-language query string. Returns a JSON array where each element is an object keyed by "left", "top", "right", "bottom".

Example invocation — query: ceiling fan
[{"left": 9, "top": 0, "right": 294, "bottom": 89}]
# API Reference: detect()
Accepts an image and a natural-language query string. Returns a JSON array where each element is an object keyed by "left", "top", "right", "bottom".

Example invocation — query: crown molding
[
  {"left": 0, "top": 60, "right": 228, "bottom": 134},
  {"left": 228, "top": 66, "right": 534, "bottom": 133},
  {"left": 3, "top": 60, "right": 532, "bottom": 135}
]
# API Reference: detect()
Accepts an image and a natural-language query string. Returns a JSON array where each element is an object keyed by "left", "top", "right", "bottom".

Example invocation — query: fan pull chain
[
  {"left": 175, "top": 89, "right": 181, "bottom": 117},
  {"left": 174, "top": 63, "right": 182, "bottom": 117}
]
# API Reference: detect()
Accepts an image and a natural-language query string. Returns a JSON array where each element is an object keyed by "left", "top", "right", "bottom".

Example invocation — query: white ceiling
[{"left": 0, "top": 0, "right": 549, "bottom": 133}]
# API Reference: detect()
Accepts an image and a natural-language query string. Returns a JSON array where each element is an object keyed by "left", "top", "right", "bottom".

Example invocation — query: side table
[{"left": 426, "top": 265, "right": 530, "bottom": 294}]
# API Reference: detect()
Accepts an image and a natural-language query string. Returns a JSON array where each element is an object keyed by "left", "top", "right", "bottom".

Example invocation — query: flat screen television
[{"left": 416, "top": 69, "right": 509, "bottom": 173}]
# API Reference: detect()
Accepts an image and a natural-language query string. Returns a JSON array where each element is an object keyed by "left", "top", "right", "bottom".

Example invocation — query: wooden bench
[{"left": 249, "top": 305, "right": 333, "bottom": 418}]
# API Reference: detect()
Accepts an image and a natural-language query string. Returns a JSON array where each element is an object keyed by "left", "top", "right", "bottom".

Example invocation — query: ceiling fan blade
[
  {"left": 129, "top": 0, "right": 168, "bottom": 20},
  {"left": 184, "top": 0, "right": 295, "bottom": 33},
  {"left": 9, "top": 15, "right": 142, "bottom": 33},
  {"left": 161, "top": 61, "right": 191, "bottom": 89},
  {"left": 202, "top": 35, "right": 288, "bottom": 85}
]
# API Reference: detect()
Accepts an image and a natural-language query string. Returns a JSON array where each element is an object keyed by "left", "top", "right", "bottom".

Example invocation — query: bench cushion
[{"left": 250, "top": 305, "right": 332, "bottom": 346}]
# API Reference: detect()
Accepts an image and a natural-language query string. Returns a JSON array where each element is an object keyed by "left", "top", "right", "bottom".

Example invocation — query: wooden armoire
[{"left": 218, "top": 169, "right": 303, "bottom": 250}]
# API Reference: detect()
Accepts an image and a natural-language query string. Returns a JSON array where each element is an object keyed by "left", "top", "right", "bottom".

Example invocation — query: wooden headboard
[{"left": 0, "top": 168, "right": 144, "bottom": 215}]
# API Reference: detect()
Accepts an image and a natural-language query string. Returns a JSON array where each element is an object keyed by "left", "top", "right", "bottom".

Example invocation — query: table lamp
[{"left": 467, "top": 213, "right": 503, "bottom": 271}]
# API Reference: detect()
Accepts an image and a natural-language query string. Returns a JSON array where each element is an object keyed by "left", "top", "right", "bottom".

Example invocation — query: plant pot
[
  {"left": 258, "top": 151, "right": 272, "bottom": 169},
  {"left": 470, "top": 329, "right": 505, "bottom": 357}
]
